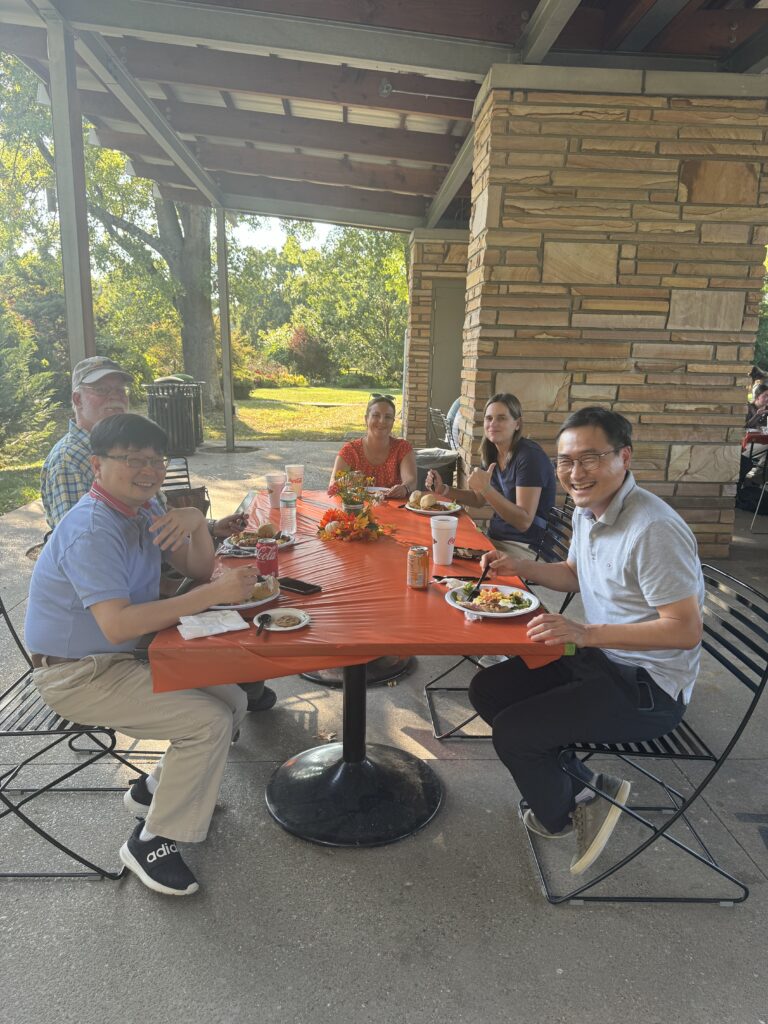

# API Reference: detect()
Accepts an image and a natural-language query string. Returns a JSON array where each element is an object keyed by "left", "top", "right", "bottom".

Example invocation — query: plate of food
[
  {"left": 262, "top": 607, "right": 311, "bottom": 632},
  {"left": 446, "top": 583, "right": 540, "bottom": 618},
  {"left": 210, "top": 576, "right": 280, "bottom": 611},
  {"left": 221, "top": 527, "right": 295, "bottom": 554},
  {"left": 405, "top": 490, "right": 461, "bottom": 516}
]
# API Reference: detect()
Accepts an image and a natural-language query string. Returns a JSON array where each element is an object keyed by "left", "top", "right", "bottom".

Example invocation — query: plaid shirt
[{"left": 40, "top": 420, "right": 94, "bottom": 528}]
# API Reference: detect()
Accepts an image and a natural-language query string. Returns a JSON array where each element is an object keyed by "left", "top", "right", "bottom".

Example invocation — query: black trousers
[{"left": 468, "top": 648, "right": 685, "bottom": 834}]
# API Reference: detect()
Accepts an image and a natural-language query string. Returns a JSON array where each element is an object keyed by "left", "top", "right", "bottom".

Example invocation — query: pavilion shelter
[{"left": 3, "top": 0, "right": 768, "bottom": 556}]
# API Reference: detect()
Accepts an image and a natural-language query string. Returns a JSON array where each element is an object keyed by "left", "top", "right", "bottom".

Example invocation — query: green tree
[
  {"left": 0, "top": 304, "right": 56, "bottom": 467},
  {"left": 0, "top": 55, "right": 223, "bottom": 410}
]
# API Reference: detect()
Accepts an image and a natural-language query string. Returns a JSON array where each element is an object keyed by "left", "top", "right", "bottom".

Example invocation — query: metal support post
[
  {"left": 216, "top": 206, "right": 235, "bottom": 453},
  {"left": 44, "top": 13, "right": 95, "bottom": 364}
]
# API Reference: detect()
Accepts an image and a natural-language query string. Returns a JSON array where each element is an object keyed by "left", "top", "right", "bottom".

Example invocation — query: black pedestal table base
[
  {"left": 266, "top": 662, "right": 442, "bottom": 846},
  {"left": 300, "top": 655, "right": 413, "bottom": 689}
]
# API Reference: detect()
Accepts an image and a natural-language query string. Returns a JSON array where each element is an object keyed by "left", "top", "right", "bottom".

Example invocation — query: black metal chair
[
  {"left": 424, "top": 503, "right": 576, "bottom": 741},
  {"left": 521, "top": 565, "right": 768, "bottom": 905},
  {"left": 162, "top": 457, "right": 211, "bottom": 517},
  {"left": 428, "top": 407, "right": 458, "bottom": 451},
  {"left": 0, "top": 595, "right": 147, "bottom": 881}
]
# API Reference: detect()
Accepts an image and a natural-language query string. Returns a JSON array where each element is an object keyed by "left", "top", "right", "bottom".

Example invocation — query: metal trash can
[
  {"left": 415, "top": 448, "right": 458, "bottom": 491},
  {"left": 143, "top": 379, "right": 204, "bottom": 456}
]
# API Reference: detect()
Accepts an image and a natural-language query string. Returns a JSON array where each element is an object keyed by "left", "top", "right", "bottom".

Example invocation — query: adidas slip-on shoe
[{"left": 119, "top": 822, "right": 199, "bottom": 896}]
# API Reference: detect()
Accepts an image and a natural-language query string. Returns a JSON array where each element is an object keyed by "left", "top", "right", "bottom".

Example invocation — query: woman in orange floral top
[{"left": 330, "top": 394, "right": 417, "bottom": 499}]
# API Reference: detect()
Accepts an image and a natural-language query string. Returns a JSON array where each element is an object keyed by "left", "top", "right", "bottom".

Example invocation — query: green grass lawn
[
  {"left": 0, "top": 464, "right": 45, "bottom": 516},
  {"left": 204, "top": 385, "right": 402, "bottom": 441},
  {"left": 0, "top": 386, "right": 400, "bottom": 514}
]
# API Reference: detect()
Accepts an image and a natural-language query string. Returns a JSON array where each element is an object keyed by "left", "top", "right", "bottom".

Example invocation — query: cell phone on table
[
  {"left": 278, "top": 576, "right": 322, "bottom": 595},
  {"left": 234, "top": 490, "right": 256, "bottom": 516},
  {"left": 454, "top": 547, "right": 486, "bottom": 561}
]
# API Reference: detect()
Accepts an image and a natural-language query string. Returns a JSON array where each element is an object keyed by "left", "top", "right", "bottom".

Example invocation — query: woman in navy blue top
[{"left": 426, "top": 393, "right": 556, "bottom": 550}]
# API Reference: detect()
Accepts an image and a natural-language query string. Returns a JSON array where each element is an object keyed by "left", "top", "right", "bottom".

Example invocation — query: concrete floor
[{"left": 1, "top": 442, "right": 766, "bottom": 1024}]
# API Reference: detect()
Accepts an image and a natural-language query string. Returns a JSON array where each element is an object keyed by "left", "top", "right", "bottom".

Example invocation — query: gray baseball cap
[{"left": 72, "top": 356, "right": 131, "bottom": 390}]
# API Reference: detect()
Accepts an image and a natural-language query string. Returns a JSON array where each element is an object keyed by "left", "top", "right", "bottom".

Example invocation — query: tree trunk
[{"left": 156, "top": 201, "right": 223, "bottom": 412}]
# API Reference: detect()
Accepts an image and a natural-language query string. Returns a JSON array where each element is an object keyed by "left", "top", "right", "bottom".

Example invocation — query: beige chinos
[{"left": 33, "top": 653, "right": 247, "bottom": 843}]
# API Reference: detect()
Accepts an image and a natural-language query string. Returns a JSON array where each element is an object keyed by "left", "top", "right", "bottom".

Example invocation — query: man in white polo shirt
[{"left": 470, "top": 406, "right": 704, "bottom": 875}]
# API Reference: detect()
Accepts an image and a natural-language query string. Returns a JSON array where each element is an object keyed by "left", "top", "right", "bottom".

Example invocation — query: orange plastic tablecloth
[{"left": 149, "top": 490, "right": 564, "bottom": 692}]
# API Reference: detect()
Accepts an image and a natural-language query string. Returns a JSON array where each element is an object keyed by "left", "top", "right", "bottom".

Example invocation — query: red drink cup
[{"left": 254, "top": 538, "right": 279, "bottom": 577}]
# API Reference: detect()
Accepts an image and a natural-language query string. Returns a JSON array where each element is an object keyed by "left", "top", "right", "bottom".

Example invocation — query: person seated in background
[
  {"left": 330, "top": 393, "right": 417, "bottom": 499},
  {"left": 25, "top": 413, "right": 261, "bottom": 897},
  {"left": 469, "top": 407, "right": 703, "bottom": 876},
  {"left": 746, "top": 381, "right": 768, "bottom": 431},
  {"left": 426, "top": 392, "right": 556, "bottom": 555},
  {"left": 41, "top": 356, "right": 245, "bottom": 538}
]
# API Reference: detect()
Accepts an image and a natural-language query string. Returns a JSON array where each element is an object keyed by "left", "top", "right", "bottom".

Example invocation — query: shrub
[{"left": 0, "top": 305, "right": 57, "bottom": 467}]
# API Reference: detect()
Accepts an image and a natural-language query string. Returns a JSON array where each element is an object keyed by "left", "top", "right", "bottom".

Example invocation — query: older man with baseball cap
[{"left": 41, "top": 356, "right": 132, "bottom": 529}]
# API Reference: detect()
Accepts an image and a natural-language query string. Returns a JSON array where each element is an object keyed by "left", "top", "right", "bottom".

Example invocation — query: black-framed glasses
[
  {"left": 554, "top": 448, "right": 623, "bottom": 473},
  {"left": 99, "top": 454, "right": 169, "bottom": 471}
]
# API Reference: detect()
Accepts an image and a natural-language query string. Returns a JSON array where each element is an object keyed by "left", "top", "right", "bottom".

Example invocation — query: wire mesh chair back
[
  {"left": 0, "top": 594, "right": 146, "bottom": 881},
  {"left": 428, "top": 407, "right": 457, "bottom": 450}
]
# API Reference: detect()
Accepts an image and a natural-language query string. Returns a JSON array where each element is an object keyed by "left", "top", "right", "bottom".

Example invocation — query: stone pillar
[
  {"left": 405, "top": 230, "right": 468, "bottom": 446},
  {"left": 465, "top": 66, "right": 768, "bottom": 558}
]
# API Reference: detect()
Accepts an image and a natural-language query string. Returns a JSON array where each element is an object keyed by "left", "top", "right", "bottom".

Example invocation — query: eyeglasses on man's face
[
  {"left": 82, "top": 384, "right": 130, "bottom": 399},
  {"left": 100, "top": 453, "right": 169, "bottom": 471},
  {"left": 554, "top": 448, "right": 623, "bottom": 473}
]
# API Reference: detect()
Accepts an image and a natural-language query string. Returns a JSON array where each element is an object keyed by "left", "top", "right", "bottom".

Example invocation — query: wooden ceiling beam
[
  {"left": 144, "top": 0, "right": 529, "bottom": 46},
  {"left": 114, "top": 37, "right": 477, "bottom": 121},
  {"left": 91, "top": 128, "right": 469, "bottom": 197},
  {"left": 75, "top": 90, "right": 464, "bottom": 165},
  {"left": 653, "top": 9, "right": 768, "bottom": 56},
  {"left": 133, "top": 158, "right": 428, "bottom": 217},
  {"left": 0, "top": 23, "right": 476, "bottom": 120}
]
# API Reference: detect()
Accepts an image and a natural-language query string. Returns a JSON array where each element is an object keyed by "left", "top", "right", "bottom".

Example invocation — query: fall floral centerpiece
[
  {"left": 327, "top": 470, "right": 381, "bottom": 512},
  {"left": 317, "top": 507, "right": 389, "bottom": 542}
]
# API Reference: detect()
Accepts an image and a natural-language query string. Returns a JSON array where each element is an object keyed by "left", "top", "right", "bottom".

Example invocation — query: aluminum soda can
[
  {"left": 407, "top": 545, "right": 430, "bottom": 589},
  {"left": 254, "top": 538, "right": 279, "bottom": 577}
]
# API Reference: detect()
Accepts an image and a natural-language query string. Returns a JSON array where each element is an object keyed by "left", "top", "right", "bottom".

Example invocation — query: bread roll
[
  {"left": 256, "top": 521, "right": 277, "bottom": 538},
  {"left": 420, "top": 493, "right": 437, "bottom": 509},
  {"left": 251, "top": 575, "right": 278, "bottom": 600}
]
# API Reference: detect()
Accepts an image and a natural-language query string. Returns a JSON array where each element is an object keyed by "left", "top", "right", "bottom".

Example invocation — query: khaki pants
[
  {"left": 33, "top": 654, "right": 247, "bottom": 843},
  {"left": 491, "top": 537, "right": 537, "bottom": 561}
]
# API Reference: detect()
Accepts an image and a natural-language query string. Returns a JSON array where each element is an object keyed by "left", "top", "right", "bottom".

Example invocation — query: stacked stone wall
[{"left": 466, "top": 78, "right": 768, "bottom": 557}]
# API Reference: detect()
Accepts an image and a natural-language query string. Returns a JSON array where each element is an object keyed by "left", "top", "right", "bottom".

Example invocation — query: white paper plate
[
  {"left": 210, "top": 588, "right": 280, "bottom": 611},
  {"left": 220, "top": 534, "right": 295, "bottom": 556},
  {"left": 405, "top": 501, "right": 461, "bottom": 516},
  {"left": 446, "top": 584, "right": 540, "bottom": 619},
  {"left": 262, "top": 607, "right": 310, "bottom": 632}
]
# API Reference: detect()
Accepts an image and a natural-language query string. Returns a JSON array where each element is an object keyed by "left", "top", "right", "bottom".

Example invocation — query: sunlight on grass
[
  {"left": 0, "top": 464, "right": 43, "bottom": 515},
  {"left": 205, "top": 386, "right": 402, "bottom": 442}
]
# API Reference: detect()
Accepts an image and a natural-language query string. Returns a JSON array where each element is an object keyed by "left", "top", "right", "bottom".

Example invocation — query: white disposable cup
[
  {"left": 285, "top": 463, "right": 304, "bottom": 497},
  {"left": 431, "top": 515, "right": 458, "bottom": 565},
  {"left": 265, "top": 472, "right": 285, "bottom": 509}
]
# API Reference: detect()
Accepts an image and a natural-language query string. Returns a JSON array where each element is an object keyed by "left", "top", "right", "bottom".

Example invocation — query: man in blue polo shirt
[
  {"left": 470, "top": 407, "right": 704, "bottom": 875},
  {"left": 26, "top": 413, "right": 261, "bottom": 896}
]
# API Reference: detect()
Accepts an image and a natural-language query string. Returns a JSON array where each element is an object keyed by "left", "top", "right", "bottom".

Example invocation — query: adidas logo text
[{"left": 147, "top": 841, "right": 178, "bottom": 863}]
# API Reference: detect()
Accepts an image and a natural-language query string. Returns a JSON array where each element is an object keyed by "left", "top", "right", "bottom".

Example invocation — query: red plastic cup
[{"left": 254, "top": 538, "right": 279, "bottom": 577}]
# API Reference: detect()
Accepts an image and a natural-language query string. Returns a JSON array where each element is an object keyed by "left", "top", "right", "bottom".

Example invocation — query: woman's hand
[
  {"left": 468, "top": 463, "right": 495, "bottom": 498},
  {"left": 384, "top": 482, "right": 408, "bottom": 499},
  {"left": 206, "top": 566, "right": 263, "bottom": 606},
  {"left": 526, "top": 613, "right": 588, "bottom": 647},
  {"left": 150, "top": 507, "right": 206, "bottom": 551},
  {"left": 425, "top": 470, "right": 448, "bottom": 496}
]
